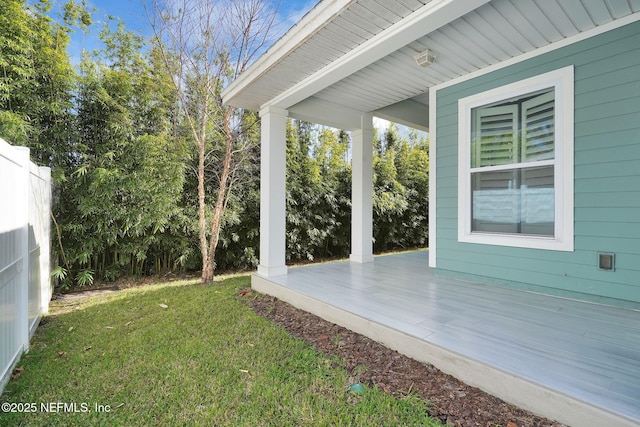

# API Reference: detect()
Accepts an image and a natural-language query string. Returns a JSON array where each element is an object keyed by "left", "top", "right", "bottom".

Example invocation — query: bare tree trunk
[
  {"left": 198, "top": 85, "right": 210, "bottom": 283},
  {"left": 198, "top": 137, "right": 208, "bottom": 282},
  {"left": 202, "top": 107, "right": 234, "bottom": 282},
  {"left": 148, "top": 0, "right": 278, "bottom": 284}
]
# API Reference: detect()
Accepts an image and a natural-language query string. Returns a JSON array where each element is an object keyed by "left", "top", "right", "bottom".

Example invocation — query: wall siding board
[
  {"left": 435, "top": 143, "right": 457, "bottom": 158},
  {"left": 577, "top": 112, "right": 640, "bottom": 137},
  {"left": 576, "top": 90, "right": 639, "bottom": 123},
  {"left": 577, "top": 236, "right": 640, "bottom": 255},
  {"left": 573, "top": 45, "right": 640, "bottom": 80},
  {"left": 578, "top": 83, "right": 640, "bottom": 109},
  {"left": 575, "top": 176, "right": 640, "bottom": 193},
  {"left": 435, "top": 155, "right": 458, "bottom": 169},
  {"left": 575, "top": 129, "right": 639, "bottom": 151},
  {"left": 576, "top": 162, "right": 640, "bottom": 180},
  {"left": 576, "top": 146, "right": 640, "bottom": 167},
  {"left": 577, "top": 98, "right": 640, "bottom": 126},
  {"left": 435, "top": 196, "right": 457, "bottom": 209},
  {"left": 435, "top": 123, "right": 457, "bottom": 139},
  {"left": 435, "top": 20, "right": 640, "bottom": 307},
  {"left": 577, "top": 63, "right": 640, "bottom": 93},
  {"left": 575, "top": 191, "right": 640, "bottom": 208},
  {"left": 453, "top": 244, "right": 636, "bottom": 271},
  {"left": 575, "top": 222, "right": 640, "bottom": 239},
  {"left": 576, "top": 207, "right": 640, "bottom": 223},
  {"left": 436, "top": 249, "right": 589, "bottom": 278},
  {"left": 437, "top": 257, "right": 640, "bottom": 309}
]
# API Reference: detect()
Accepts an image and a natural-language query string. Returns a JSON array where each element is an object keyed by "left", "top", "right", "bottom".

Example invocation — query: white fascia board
[
  {"left": 265, "top": 0, "right": 492, "bottom": 110},
  {"left": 288, "top": 97, "right": 362, "bottom": 130},
  {"left": 222, "top": 0, "right": 354, "bottom": 107}
]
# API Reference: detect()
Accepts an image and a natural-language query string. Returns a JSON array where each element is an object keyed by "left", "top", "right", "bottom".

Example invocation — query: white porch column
[
  {"left": 350, "top": 113, "right": 374, "bottom": 263},
  {"left": 258, "top": 105, "right": 288, "bottom": 277}
]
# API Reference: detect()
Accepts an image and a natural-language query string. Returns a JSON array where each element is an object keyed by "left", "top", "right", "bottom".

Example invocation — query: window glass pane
[
  {"left": 472, "top": 169, "right": 519, "bottom": 233},
  {"left": 472, "top": 166, "right": 554, "bottom": 236},
  {"left": 521, "top": 166, "right": 554, "bottom": 235}
]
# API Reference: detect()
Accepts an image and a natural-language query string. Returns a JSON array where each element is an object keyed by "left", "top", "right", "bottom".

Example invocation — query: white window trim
[{"left": 458, "top": 66, "right": 574, "bottom": 251}]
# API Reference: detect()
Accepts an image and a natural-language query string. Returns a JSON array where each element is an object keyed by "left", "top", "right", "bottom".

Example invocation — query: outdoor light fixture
[{"left": 414, "top": 49, "right": 436, "bottom": 67}]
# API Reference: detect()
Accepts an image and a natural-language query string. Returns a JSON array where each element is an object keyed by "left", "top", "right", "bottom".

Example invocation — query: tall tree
[
  {"left": 148, "top": 0, "right": 278, "bottom": 283},
  {"left": 373, "top": 124, "right": 429, "bottom": 250},
  {"left": 0, "top": 0, "right": 78, "bottom": 171},
  {"left": 286, "top": 122, "right": 352, "bottom": 261},
  {"left": 62, "top": 21, "right": 187, "bottom": 285}
]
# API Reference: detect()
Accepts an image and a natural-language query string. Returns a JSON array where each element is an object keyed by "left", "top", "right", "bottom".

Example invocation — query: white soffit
[
  {"left": 224, "top": 0, "right": 640, "bottom": 118},
  {"left": 311, "top": 0, "right": 640, "bottom": 114},
  {"left": 222, "top": 0, "right": 434, "bottom": 111}
]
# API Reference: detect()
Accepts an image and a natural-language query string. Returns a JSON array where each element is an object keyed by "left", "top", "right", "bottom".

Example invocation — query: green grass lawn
[{"left": 1, "top": 276, "right": 442, "bottom": 426}]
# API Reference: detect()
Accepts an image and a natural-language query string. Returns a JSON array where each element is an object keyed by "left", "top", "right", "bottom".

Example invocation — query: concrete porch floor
[{"left": 252, "top": 251, "right": 640, "bottom": 427}]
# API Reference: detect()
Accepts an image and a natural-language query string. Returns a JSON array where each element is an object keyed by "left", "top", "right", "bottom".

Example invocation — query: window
[{"left": 458, "top": 67, "right": 574, "bottom": 251}]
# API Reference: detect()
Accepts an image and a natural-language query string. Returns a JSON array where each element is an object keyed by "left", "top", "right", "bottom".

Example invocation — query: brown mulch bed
[{"left": 244, "top": 291, "right": 567, "bottom": 427}]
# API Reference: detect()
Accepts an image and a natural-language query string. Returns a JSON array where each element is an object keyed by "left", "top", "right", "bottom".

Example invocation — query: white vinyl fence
[{"left": 0, "top": 137, "right": 52, "bottom": 394}]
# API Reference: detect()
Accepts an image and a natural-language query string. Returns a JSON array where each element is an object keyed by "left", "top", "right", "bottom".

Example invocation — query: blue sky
[{"left": 65, "top": 0, "right": 318, "bottom": 64}]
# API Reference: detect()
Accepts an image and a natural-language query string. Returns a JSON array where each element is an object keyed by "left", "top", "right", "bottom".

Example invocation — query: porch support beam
[
  {"left": 257, "top": 105, "right": 288, "bottom": 277},
  {"left": 350, "top": 112, "right": 374, "bottom": 264},
  {"left": 288, "top": 96, "right": 362, "bottom": 131}
]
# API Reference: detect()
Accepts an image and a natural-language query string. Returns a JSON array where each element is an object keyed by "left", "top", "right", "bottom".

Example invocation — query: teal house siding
[{"left": 435, "top": 20, "right": 640, "bottom": 308}]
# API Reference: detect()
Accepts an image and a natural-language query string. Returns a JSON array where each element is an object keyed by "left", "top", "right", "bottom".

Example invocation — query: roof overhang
[
  {"left": 222, "top": 0, "right": 356, "bottom": 110},
  {"left": 262, "top": 0, "right": 490, "bottom": 111},
  {"left": 222, "top": 0, "right": 489, "bottom": 130},
  {"left": 223, "top": 0, "right": 640, "bottom": 131}
]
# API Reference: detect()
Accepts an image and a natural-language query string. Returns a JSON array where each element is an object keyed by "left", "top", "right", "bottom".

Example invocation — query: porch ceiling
[{"left": 223, "top": 0, "right": 640, "bottom": 130}]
